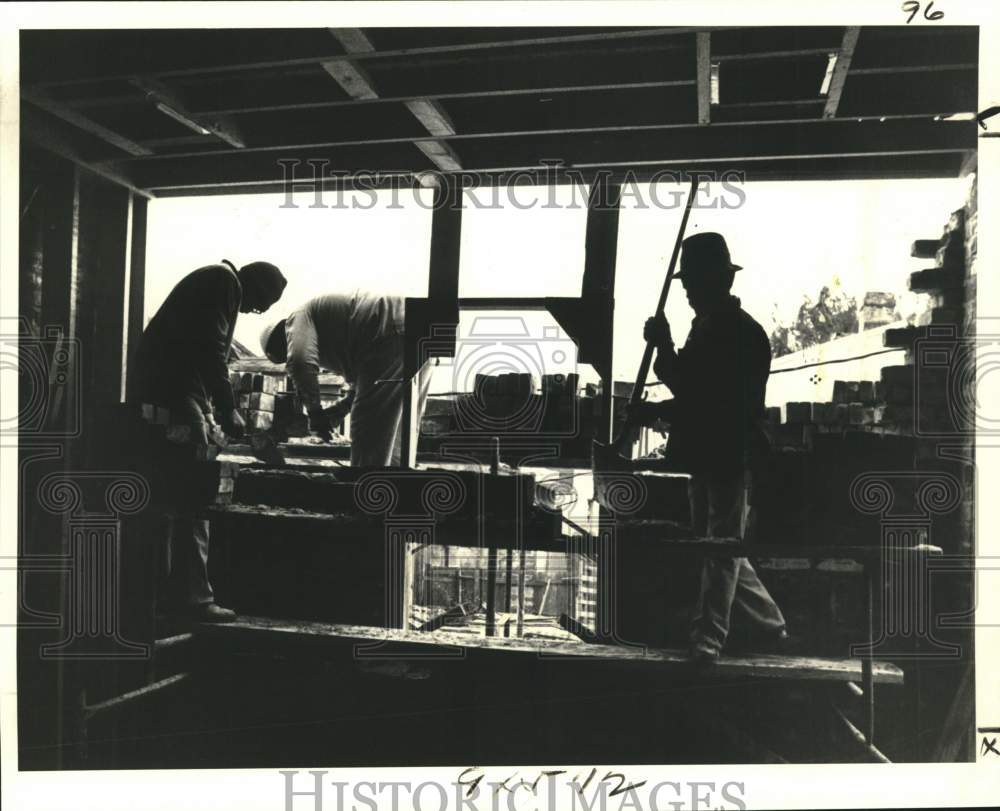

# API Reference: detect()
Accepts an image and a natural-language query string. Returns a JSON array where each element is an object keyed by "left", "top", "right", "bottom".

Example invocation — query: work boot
[
  {"left": 194, "top": 602, "right": 237, "bottom": 623},
  {"left": 688, "top": 639, "right": 720, "bottom": 668}
]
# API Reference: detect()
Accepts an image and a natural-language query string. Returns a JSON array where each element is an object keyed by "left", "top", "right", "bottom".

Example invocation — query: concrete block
[
  {"left": 255, "top": 374, "right": 280, "bottom": 394},
  {"left": 154, "top": 406, "right": 171, "bottom": 426},
  {"left": 764, "top": 406, "right": 781, "bottom": 426},
  {"left": 237, "top": 393, "right": 250, "bottom": 409},
  {"left": 883, "top": 326, "right": 925, "bottom": 349},
  {"left": 834, "top": 403, "right": 850, "bottom": 426},
  {"left": 857, "top": 380, "right": 875, "bottom": 404},
  {"left": 809, "top": 402, "right": 831, "bottom": 424},
  {"left": 848, "top": 402, "right": 864, "bottom": 425},
  {"left": 141, "top": 403, "right": 156, "bottom": 422}
]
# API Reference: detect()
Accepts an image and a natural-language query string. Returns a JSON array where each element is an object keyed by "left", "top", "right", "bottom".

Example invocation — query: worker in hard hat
[
  {"left": 628, "top": 233, "right": 788, "bottom": 664},
  {"left": 261, "top": 291, "right": 431, "bottom": 467},
  {"left": 132, "top": 259, "right": 287, "bottom": 622}
]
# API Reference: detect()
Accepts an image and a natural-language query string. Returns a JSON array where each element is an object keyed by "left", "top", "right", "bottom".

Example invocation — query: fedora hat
[{"left": 677, "top": 232, "right": 742, "bottom": 278}]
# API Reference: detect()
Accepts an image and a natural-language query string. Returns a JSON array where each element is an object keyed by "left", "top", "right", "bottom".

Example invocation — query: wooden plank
[
  {"left": 696, "top": 32, "right": 712, "bottom": 125},
  {"left": 23, "top": 88, "right": 153, "bottom": 156},
  {"left": 823, "top": 27, "right": 861, "bottom": 119},
  {"left": 197, "top": 616, "right": 906, "bottom": 685},
  {"left": 129, "top": 77, "right": 246, "bottom": 148}
]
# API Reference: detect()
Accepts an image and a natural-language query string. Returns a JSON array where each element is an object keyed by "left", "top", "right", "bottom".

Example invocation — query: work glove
[
  {"left": 220, "top": 408, "right": 246, "bottom": 439},
  {"left": 643, "top": 312, "right": 672, "bottom": 349},
  {"left": 308, "top": 408, "right": 334, "bottom": 442}
]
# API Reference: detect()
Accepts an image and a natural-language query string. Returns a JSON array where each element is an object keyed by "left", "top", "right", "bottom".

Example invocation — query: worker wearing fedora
[{"left": 629, "top": 232, "right": 788, "bottom": 664}]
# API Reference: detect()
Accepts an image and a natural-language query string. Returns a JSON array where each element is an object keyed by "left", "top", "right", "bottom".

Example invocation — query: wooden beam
[
  {"left": 196, "top": 616, "right": 907, "bottom": 685},
  {"left": 824, "top": 27, "right": 861, "bottom": 119},
  {"left": 22, "top": 88, "right": 153, "bottom": 156},
  {"left": 326, "top": 28, "right": 462, "bottom": 172},
  {"left": 31, "top": 28, "right": 718, "bottom": 87},
  {"left": 696, "top": 32, "right": 712, "bottom": 124},
  {"left": 129, "top": 76, "right": 246, "bottom": 148},
  {"left": 185, "top": 79, "right": 697, "bottom": 117},
  {"left": 22, "top": 105, "right": 153, "bottom": 198},
  {"left": 110, "top": 116, "right": 975, "bottom": 168}
]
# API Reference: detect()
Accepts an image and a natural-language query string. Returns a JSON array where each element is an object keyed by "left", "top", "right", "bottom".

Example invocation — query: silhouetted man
[
  {"left": 629, "top": 233, "right": 787, "bottom": 663},
  {"left": 260, "top": 291, "right": 431, "bottom": 467},
  {"left": 131, "top": 259, "right": 287, "bottom": 621}
]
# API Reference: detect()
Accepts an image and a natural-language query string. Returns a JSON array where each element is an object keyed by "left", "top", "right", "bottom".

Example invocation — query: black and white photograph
[{"left": 2, "top": 2, "right": 999, "bottom": 809}]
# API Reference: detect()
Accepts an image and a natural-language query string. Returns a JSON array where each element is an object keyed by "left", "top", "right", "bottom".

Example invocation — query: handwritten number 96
[{"left": 903, "top": 1, "right": 945, "bottom": 23}]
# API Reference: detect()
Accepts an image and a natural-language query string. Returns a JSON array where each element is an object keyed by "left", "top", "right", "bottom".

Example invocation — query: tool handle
[{"left": 614, "top": 177, "right": 699, "bottom": 450}]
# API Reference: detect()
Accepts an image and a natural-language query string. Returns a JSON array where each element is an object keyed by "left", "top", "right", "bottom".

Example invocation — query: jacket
[
  {"left": 653, "top": 295, "right": 771, "bottom": 475},
  {"left": 129, "top": 263, "right": 241, "bottom": 414}
]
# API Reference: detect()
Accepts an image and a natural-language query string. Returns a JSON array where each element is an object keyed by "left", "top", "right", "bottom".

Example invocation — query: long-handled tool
[{"left": 593, "top": 176, "right": 699, "bottom": 477}]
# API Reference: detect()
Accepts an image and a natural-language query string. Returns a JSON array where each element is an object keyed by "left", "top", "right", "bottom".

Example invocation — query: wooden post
[
  {"left": 485, "top": 546, "right": 498, "bottom": 637},
  {"left": 863, "top": 564, "right": 876, "bottom": 745}
]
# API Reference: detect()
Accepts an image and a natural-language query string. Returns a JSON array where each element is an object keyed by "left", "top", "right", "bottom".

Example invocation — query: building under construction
[{"left": 15, "top": 24, "right": 980, "bottom": 768}]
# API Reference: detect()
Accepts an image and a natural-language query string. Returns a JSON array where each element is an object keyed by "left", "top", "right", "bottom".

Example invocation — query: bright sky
[{"left": 145, "top": 176, "right": 968, "bottom": 389}]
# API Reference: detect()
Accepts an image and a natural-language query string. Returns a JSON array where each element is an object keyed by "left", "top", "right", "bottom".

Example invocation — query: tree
[{"left": 770, "top": 285, "right": 859, "bottom": 358}]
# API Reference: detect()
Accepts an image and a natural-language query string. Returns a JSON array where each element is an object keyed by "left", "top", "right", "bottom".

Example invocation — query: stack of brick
[
  {"left": 137, "top": 404, "right": 239, "bottom": 505},
  {"left": 877, "top": 198, "right": 974, "bottom": 435},
  {"left": 474, "top": 372, "right": 538, "bottom": 422},
  {"left": 541, "top": 372, "right": 578, "bottom": 431},
  {"left": 230, "top": 371, "right": 283, "bottom": 432}
]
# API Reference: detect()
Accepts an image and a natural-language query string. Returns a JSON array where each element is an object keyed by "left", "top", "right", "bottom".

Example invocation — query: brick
[
  {"left": 233, "top": 373, "right": 254, "bottom": 393},
  {"left": 237, "top": 393, "right": 250, "bottom": 409},
  {"left": 808, "top": 402, "right": 830, "bottom": 424},
  {"left": 832, "top": 380, "right": 849, "bottom": 404},
  {"left": 255, "top": 374, "right": 280, "bottom": 394},
  {"left": 857, "top": 381, "right": 875, "bottom": 404},
  {"left": 848, "top": 402, "right": 864, "bottom": 425},
  {"left": 910, "top": 239, "right": 939, "bottom": 259},
  {"left": 249, "top": 392, "right": 275, "bottom": 411},
  {"left": 927, "top": 288, "right": 966, "bottom": 309},
  {"left": 909, "top": 267, "right": 963, "bottom": 293},
  {"left": 154, "top": 406, "right": 171, "bottom": 426},
  {"left": 764, "top": 406, "right": 782, "bottom": 426},
  {"left": 930, "top": 306, "right": 964, "bottom": 325},
  {"left": 141, "top": 403, "right": 156, "bottom": 422},
  {"left": 881, "top": 365, "right": 914, "bottom": 388},
  {"left": 247, "top": 409, "right": 273, "bottom": 430},
  {"left": 785, "top": 402, "right": 811, "bottom": 424},
  {"left": 834, "top": 403, "right": 849, "bottom": 425},
  {"left": 862, "top": 407, "right": 876, "bottom": 425}
]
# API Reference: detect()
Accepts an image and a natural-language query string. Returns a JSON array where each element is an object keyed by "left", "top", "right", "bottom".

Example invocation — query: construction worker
[
  {"left": 131, "top": 260, "right": 287, "bottom": 622},
  {"left": 627, "top": 233, "right": 788, "bottom": 664},
  {"left": 260, "top": 291, "right": 431, "bottom": 467}
]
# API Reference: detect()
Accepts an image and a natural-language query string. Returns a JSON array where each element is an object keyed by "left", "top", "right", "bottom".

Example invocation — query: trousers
[
  {"left": 349, "top": 335, "right": 432, "bottom": 467},
  {"left": 165, "top": 394, "right": 214, "bottom": 606},
  {"left": 688, "top": 469, "right": 785, "bottom": 653}
]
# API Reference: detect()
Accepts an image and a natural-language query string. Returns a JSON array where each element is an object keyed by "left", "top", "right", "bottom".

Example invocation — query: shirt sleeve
[
  {"left": 193, "top": 267, "right": 240, "bottom": 414},
  {"left": 286, "top": 308, "right": 322, "bottom": 412}
]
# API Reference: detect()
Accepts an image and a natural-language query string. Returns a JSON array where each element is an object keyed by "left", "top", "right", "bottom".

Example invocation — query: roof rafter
[
  {"left": 129, "top": 76, "right": 246, "bottom": 148},
  {"left": 823, "top": 27, "right": 861, "bottom": 119},
  {"left": 326, "top": 27, "right": 462, "bottom": 172},
  {"left": 22, "top": 87, "right": 153, "bottom": 156}
]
